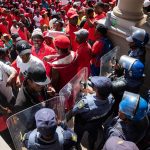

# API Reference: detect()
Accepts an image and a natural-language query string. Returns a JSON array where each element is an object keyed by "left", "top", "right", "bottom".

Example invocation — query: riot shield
[
  {"left": 100, "top": 46, "right": 119, "bottom": 76},
  {"left": 6, "top": 96, "right": 65, "bottom": 150},
  {"left": 59, "top": 67, "right": 88, "bottom": 112}
]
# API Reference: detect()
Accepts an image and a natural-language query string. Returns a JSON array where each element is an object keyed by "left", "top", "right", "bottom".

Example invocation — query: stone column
[{"left": 113, "top": 0, "right": 145, "bottom": 21}]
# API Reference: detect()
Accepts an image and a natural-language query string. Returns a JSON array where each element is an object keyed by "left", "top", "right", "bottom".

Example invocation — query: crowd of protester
[{"left": 0, "top": 0, "right": 150, "bottom": 150}]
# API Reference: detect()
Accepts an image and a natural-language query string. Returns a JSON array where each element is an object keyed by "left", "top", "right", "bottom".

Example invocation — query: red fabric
[
  {"left": 32, "top": 43, "right": 56, "bottom": 76},
  {"left": 19, "top": 8, "right": 25, "bottom": 14},
  {"left": 6, "top": 14, "right": 15, "bottom": 29},
  {"left": 36, "top": 0, "right": 42, "bottom": 4},
  {"left": 0, "top": 116, "right": 7, "bottom": 132},
  {"left": 0, "top": 23, "right": 9, "bottom": 34},
  {"left": 77, "top": 42, "right": 92, "bottom": 74},
  {"left": 101, "top": 0, "right": 116, "bottom": 4},
  {"left": 83, "top": 18, "right": 96, "bottom": 41},
  {"left": 62, "top": 4, "right": 72, "bottom": 13},
  {"left": 66, "top": 23, "right": 79, "bottom": 51},
  {"left": 50, "top": 52, "right": 78, "bottom": 90},
  {"left": 54, "top": 35, "right": 70, "bottom": 49},
  {"left": 31, "top": 43, "right": 57, "bottom": 60},
  {"left": 40, "top": 17, "right": 49, "bottom": 26},
  {"left": 0, "top": 39, "right": 4, "bottom": 47},
  {"left": 95, "top": 12, "right": 106, "bottom": 20},
  {"left": 18, "top": 27, "right": 29, "bottom": 41},
  {"left": 91, "top": 40, "right": 104, "bottom": 67},
  {"left": 67, "top": 9, "right": 78, "bottom": 19},
  {"left": 11, "top": 60, "right": 20, "bottom": 75}
]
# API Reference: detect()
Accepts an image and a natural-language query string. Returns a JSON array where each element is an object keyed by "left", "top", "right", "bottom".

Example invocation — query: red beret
[{"left": 54, "top": 35, "right": 70, "bottom": 49}]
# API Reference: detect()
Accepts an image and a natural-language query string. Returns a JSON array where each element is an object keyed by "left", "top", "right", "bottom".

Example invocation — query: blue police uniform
[
  {"left": 128, "top": 48, "right": 146, "bottom": 64},
  {"left": 105, "top": 116, "right": 149, "bottom": 144},
  {"left": 23, "top": 108, "right": 77, "bottom": 150},
  {"left": 23, "top": 126, "right": 77, "bottom": 150},
  {"left": 72, "top": 93, "right": 114, "bottom": 150}
]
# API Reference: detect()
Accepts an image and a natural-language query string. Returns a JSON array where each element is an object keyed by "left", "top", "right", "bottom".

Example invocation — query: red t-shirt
[
  {"left": 77, "top": 42, "right": 92, "bottom": 74},
  {"left": 95, "top": 12, "right": 106, "bottom": 20},
  {"left": 65, "top": 23, "right": 79, "bottom": 51},
  {"left": 40, "top": 17, "right": 49, "bottom": 26},
  {"left": 91, "top": 40, "right": 104, "bottom": 67},
  {"left": 83, "top": 18, "right": 96, "bottom": 42},
  {"left": 18, "top": 28, "right": 29, "bottom": 42},
  {"left": 32, "top": 43, "right": 57, "bottom": 76},
  {"left": 31, "top": 43, "right": 57, "bottom": 60},
  {"left": 0, "top": 23, "right": 9, "bottom": 34}
]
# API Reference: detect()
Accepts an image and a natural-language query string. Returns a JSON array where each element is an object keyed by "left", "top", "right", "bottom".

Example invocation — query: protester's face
[
  {"left": 69, "top": 16, "right": 78, "bottom": 26},
  {"left": 20, "top": 53, "right": 30, "bottom": 63},
  {"left": 75, "top": 36, "right": 82, "bottom": 44},
  {"left": 28, "top": 80, "right": 44, "bottom": 92},
  {"left": 32, "top": 37, "right": 43, "bottom": 48},
  {"left": 55, "top": 22, "right": 62, "bottom": 31}
]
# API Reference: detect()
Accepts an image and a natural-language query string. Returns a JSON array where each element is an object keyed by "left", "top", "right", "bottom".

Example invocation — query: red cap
[
  {"left": 41, "top": 10, "right": 47, "bottom": 16},
  {"left": 67, "top": 9, "right": 78, "bottom": 19},
  {"left": 54, "top": 35, "right": 70, "bottom": 49}
]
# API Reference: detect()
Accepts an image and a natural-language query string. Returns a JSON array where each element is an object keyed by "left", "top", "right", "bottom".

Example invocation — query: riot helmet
[
  {"left": 119, "top": 55, "right": 144, "bottom": 78},
  {"left": 119, "top": 91, "right": 148, "bottom": 121},
  {"left": 126, "top": 26, "right": 149, "bottom": 47}
]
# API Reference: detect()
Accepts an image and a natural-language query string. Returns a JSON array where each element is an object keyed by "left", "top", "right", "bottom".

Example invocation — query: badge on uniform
[
  {"left": 77, "top": 100, "right": 85, "bottom": 109},
  {"left": 71, "top": 134, "right": 77, "bottom": 142}
]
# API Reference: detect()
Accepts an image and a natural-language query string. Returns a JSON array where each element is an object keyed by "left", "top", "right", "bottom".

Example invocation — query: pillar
[{"left": 113, "top": 0, "right": 145, "bottom": 21}]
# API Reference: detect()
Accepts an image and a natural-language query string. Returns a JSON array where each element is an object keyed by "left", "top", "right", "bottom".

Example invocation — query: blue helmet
[
  {"left": 119, "top": 91, "right": 148, "bottom": 121},
  {"left": 119, "top": 55, "right": 144, "bottom": 78},
  {"left": 126, "top": 26, "right": 149, "bottom": 47}
]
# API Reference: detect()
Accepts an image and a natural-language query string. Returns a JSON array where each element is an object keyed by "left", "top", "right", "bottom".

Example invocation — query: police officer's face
[{"left": 129, "top": 42, "right": 137, "bottom": 49}]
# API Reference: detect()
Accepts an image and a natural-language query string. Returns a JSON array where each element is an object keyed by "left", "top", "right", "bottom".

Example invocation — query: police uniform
[
  {"left": 105, "top": 116, "right": 149, "bottom": 144},
  {"left": 23, "top": 108, "right": 77, "bottom": 150},
  {"left": 23, "top": 125, "right": 77, "bottom": 150},
  {"left": 128, "top": 48, "right": 146, "bottom": 64},
  {"left": 71, "top": 93, "right": 114, "bottom": 150}
]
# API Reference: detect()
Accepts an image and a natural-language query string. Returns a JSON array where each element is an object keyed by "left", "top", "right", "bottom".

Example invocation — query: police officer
[
  {"left": 23, "top": 108, "right": 77, "bottom": 150},
  {"left": 105, "top": 91, "right": 149, "bottom": 144},
  {"left": 112, "top": 55, "right": 145, "bottom": 114},
  {"left": 126, "top": 26, "right": 149, "bottom": 64},
  {"left": 66, "top": 76, "right": 115, "bottom": 150}
]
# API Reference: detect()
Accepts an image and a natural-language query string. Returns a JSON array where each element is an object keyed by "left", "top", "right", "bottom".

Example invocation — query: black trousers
[{"left": 74, "top": 117, "right": 100, "bottom": 150}]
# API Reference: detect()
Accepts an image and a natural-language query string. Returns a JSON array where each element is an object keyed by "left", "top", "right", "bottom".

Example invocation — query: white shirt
[
  {"left": 0, "top": 62, "right": 15, "bottom": 102},
  {"left": 10, "top": 25, "right": 19, "bottom": 34},
  {"left": 16, "top": 54, "right": 44, "bottom": 76},
  {"left": 33, "top": 15, "right": 42, "bottom": 27}
]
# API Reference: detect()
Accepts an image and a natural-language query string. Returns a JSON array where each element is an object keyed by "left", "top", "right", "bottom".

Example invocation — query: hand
[
  {"left": 6, "top": 76, "right": 15, "bottom": 87},
  {"left": 16, "top": 77, "right": 21, "bottom": 88},
  {"left": 43, "top": 55, "right": 58, "bottom": 62},
  {"left": 0, "top": 106, "right": 12, "bottom": 115},
  {"left": 43, "top": 56, "right": 51, "bottom": 62},
  {"left": 81, "top": 87, "right": 95, "bottom": 94},
  {"left": 47, "top": 86, "right": 56, "bottom": 97}
]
